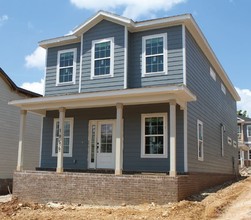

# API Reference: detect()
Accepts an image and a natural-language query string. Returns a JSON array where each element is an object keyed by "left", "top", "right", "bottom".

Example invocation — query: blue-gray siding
[
  {"left": 81, "top": 20, "right": 125, "bottom": 92},
  {"left": 186, "top": 28, "right": 238, "bottom": 174},
  {"left": 128, "top": 25, "right": 183, "bottom": 88},
  {"left": 45, "top": 43, "right": 81, "bottom": 96},
  {"left": 41, "top": 104, "right": 184, "bottom": 172}
]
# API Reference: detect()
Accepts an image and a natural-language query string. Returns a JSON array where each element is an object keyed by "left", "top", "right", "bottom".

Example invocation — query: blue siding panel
[
  {"left": 45, "top": 43, "right": 81, "bottom": 96},
  {"left": 185, "top": 28, "right": 238, "bottom": 174},
  {"left": 128, "top": 25, "right": 183, "bottom": 88},
  {"left": 81, "top": 20, "right": 125, "bottom": 92}
]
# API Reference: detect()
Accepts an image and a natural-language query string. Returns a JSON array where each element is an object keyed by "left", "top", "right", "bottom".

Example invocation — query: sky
[{"left": 0, "top": 0, "right": 251, "bottom": 114}]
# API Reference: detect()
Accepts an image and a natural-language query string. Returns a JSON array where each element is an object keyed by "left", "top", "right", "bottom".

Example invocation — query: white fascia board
[
  {"left": 9, "top": 85, "right": 196, "bottom": 112},
  {"left": 39, "top": 35, "right": 79, "bottom": 49}
]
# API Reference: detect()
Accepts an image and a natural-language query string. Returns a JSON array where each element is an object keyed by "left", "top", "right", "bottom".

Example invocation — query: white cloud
[
  {"left": 0, "top": 14, "right": 8, "bottom": 26},
  {"left": 25, "top": 47, "right": 46, "bottom": 70},
  {"left": 21, "top": 79, "right": 44, "bottom": 95},
  {"left": 235, "top": 87, "right": 251, "bottom": 116},
  {"left": 70, "top": 0, "right": 186, "bottom": 20}
]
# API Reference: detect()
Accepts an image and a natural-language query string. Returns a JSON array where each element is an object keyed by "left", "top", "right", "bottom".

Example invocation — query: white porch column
[
  {"left": 56, "top": 107, "right": 65, "bottom": 173},
  {"left": 115, "top": 103, "right": 123, "bottom": 175},
  {"left": 169, "top": 100, "right": 177, "bottom": 177},
  {"left": 240, "top": 150, "right": 245, "bottom": 168},
  {"left": 17, "top": 110, "right": 27, "bottom": 171}
]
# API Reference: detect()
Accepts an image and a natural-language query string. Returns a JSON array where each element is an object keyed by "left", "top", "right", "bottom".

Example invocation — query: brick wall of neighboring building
[
  {"left": 0, "top": 179, "right": 12, "bottom": 195},
  {"left": 13, "top": 171, "right": 237, "bottom": 205}
]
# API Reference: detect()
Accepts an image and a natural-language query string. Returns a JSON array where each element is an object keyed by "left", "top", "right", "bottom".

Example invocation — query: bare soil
[{"left": 0, "top": 177, "right": 250, "bottom": 220}]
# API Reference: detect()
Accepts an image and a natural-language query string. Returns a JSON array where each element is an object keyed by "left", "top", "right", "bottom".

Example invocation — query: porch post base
[
  {"left": 115, "top": 169, "right": 122, "bottom": 175},
  {"left": 16, "top": 166, "right": 23, "bottom": 172},
  {"left": 56, "top": 167, "right": 64, "bottom": 173},
  {"left": 169, "top": 171, "right": 177, "bottom": 177}
]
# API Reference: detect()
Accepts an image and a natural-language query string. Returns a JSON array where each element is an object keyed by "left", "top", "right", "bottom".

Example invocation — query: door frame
[{"left": 88, "top": 119, "right": 116, "bottom": 169}]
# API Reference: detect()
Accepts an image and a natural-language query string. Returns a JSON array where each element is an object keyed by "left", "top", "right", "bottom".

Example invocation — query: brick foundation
[
  {"left": 0, "top": 179, "right": 12, "bottom": 195},
  {"left": 13, "top": 171, "right": 237, "bottom": 205}
]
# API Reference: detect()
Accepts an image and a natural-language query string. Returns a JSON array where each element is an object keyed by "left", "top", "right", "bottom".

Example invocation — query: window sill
[
  {"left": 141, "top": 154, "right": 168, "bottom": 159},
  {"left": 52, "top": 154, "right": 72, "bottom": 157},
  {"left": 56, "top": 81, "right": 75, "bottom": 86},
  {"left": 91, "top": 74, "right": 113, "bottom": 79},
  {"left": 142, "top": 71, "right": 167, "bottom": 77}
]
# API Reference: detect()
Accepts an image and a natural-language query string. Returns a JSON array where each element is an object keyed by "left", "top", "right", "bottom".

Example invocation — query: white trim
[
  {"left": 115, "top": 103, "right": 123, "bottom": 175},
  {"left": 248, "top": 149, "right": 251, "bottom": 160},
  {"left": 56, "top": 48, "right": 77, "bottom": 86},
  {"left": 142, "top": 33, "right": 167, "bottom": 76},
  {"left": 91, "top": 37, "right": 114, "bottom": 79},
  {"left": 52, "top": 117, "right": 74, "bottom": 157},
  {"left": 233, "top": 140, "right": 237, "bottom": 148},
  {"left": 210, "top": 67, "right": 216, "bottom": 81},
  {"left": 78, "top": 34, "right": 83, "bottom": 93},
  {"left": 247, "top": 125, "right": 251, "bottom": 137},
  {"left": 182, "top": 24, "right": 186, "bottom": 85},
  {"left": 43, "top": 48, "right": 48, "bottom": 96},
  {"left": 197, "top": 119, "right": 204, "bottom": 161},
  {"left": 124, "top": 26, "right": 128, "bottom": 89},
  {"left": 141, "top": 113, "right": 168, "bottom": 158},
  {"left": 183, "top": 104, "right": 188, "bottom": 172},
  {"left": 39, "top": 116, "right": 44, "bottom": 167}
]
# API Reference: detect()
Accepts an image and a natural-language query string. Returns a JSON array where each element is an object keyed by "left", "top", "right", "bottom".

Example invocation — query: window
[
  {"left": 238, "top": 125, "right": 241, "bottom": 140},
  {"left": 210, "top": 67, "right": 216, "bottom": 81},
  {"left": 142, "top": 33, "right": 167, "bottom": 76},
  {"left": 247, "top": 125, "right": 251, "bottom": 137},
  {"left": 52, "top": 118, "right": 74, "bottom": 157},
  {"left": 227, "top": 137, "right": 232, "bottom": 145},
  {"left": 141, "top": 113, "right": 167, "bottom": 158},
  {"left": 249, "top": 150, "right": 251, "bottom": 160},
  {"left": 221, "top": 83, "right": 226, "bottom": 95},
  {"left": 233, "top": 140, "right": 237, "bottom": 148},
  {"left": 197, "top": 120, "right": 204, "bottom": 161},
  {"left": 91, "top": 38, "right": 114, "bottom": 78},
  {"left": 57, "top": 49, "right": 77, "bottom": 85}
]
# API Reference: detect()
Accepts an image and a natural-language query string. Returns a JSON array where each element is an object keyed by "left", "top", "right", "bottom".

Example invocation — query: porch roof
[{"left": 9, "top": 85, "right": 196, "bottom": 115}]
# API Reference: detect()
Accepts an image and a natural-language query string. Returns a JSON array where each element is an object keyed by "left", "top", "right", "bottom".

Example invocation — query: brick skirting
[
  {"left": 0, "top": 179, "right": 12, "bottom": 195},
  {"left": 13, "top": 171, "right": 237, "bottom": 205}
]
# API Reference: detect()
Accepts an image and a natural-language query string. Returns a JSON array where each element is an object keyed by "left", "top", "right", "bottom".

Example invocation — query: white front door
[{"left": 88, "top": 120, "right": 115, "bottom": 169}]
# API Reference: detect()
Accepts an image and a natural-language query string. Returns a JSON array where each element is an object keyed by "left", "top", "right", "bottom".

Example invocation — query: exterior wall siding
[
  {"left": 45, "top": 43, "right": 81, "bottom": 96},
  {"left": 81, "top": 20, "right": 125, "bottom": 92},
  {"left": 0, "top": 77, "right": 41, "bottom": 179},
  {"left": 185, "top": 28, "right": 238, "bottom": 174},
  {"left": 128, "top": 25, "right": 183, "bottom": 88},
  {"left": 41, "top": 103, "right": 184, "bottom": 172}
]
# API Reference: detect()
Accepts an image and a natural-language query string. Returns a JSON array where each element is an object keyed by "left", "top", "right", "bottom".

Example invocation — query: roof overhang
[
  {"left": 238, "top": 142, "right": 250, "bottom": 151},
  {"left": 9, "top": 85, "right": 196, "bottom": 116}
]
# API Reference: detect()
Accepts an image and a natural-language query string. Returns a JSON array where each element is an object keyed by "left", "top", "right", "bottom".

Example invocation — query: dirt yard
[{"left": 0, "top": 177, "right": 250, "bottom": 220}]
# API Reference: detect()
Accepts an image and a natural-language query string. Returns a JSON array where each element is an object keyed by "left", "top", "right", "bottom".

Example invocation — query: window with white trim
[
  {"left": 91, "top": 38, "right": 114, "bottom": 78},
  {"left": 227, "top": 137, "right": 232, "bottom": 145},
  {"left": 142, "top": 33, "right": 167, "bottom": 76},
  {"left": 210, "top": 67, "right": 216, "bottom": 81},
  {"left": 57, "top": 49, "right": 76, "bottom": 85},
  {"left": 52, "top": 118, "right": 74, "bottom": 157},
  {"left": 238, "top": 125, "right": 241, "bottom": 140},
  {"left": 197, "top": 120, "right": 204, "bottom": 161},
  {"left": 233, "top": 140, "right": 237, "bottom": 148},
  {"left": 141, "top": 113, "right": 167, "bottom": 158},
  {"left": 247, "top": 125, "right": 251, "bottom": 137},
  {"left": 221, "top": 83, "right": 226, "bottom": 95}
]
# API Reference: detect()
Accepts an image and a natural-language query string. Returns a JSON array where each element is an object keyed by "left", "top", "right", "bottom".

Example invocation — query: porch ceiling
[{"left": 9, "top": 85, "right": 196, "bottom": 115}]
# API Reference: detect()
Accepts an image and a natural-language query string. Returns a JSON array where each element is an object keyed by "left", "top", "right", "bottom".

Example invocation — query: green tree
[{"left": 237, "top": 110, "right": 248, "bottom": 117}]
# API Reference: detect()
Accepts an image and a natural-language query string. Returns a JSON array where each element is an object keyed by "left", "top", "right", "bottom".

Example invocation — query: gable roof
[
  {"left": 38, "top": 11, "right": 240, "bottom": 101},
  {"left": 0, "top": 68, "right": 41, "bottom": 98},
  {"left": 237, "top": 115, "right": 251, "bottom": 123}
]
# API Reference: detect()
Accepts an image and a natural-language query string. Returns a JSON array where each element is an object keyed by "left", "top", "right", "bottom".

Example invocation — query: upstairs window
[
  {"left": 247, "top": 125, "right": 251, "bottom": 137},
  {"left": 197, "top": 120, "right": 204, "bottom": 161},
  {"left": 142, "top": 33, "right": 167, "bottom": 76},
  {"left": 210, "top": 67, "right": 216, "bottom": 81},
  {"left": 91, "top": 38, "right": 114, "bottom": 78},
  {"left": 237, "top": 125, "right": 241, "bottom": 140},
  {"left": 221, "top": 83, "right": 226, "bottom": 95},
  {"left": 57, "top": 49, "right": 76, "bottom": 85}
]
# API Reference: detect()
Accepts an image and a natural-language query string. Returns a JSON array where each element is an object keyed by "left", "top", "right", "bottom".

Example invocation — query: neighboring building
[
  {"left": 10, "top": 11, "right": 240, "bottom": 204},
  {"left": 237, "top": 115, "right": 251, "bottom": 167},
  {"left": 0, "top": 68, "right": 41, "bottom": 194}
]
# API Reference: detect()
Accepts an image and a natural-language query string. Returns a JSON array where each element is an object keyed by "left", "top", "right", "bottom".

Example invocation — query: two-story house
[
  {"left": 237, "top": 115, "right": 251, "bottom": 168},
  {"left": 0, "top": 68, "right": 41, "bottom": 194},
  {"left": 10, "top": 11, "right": 240, "bottom": 205}
]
